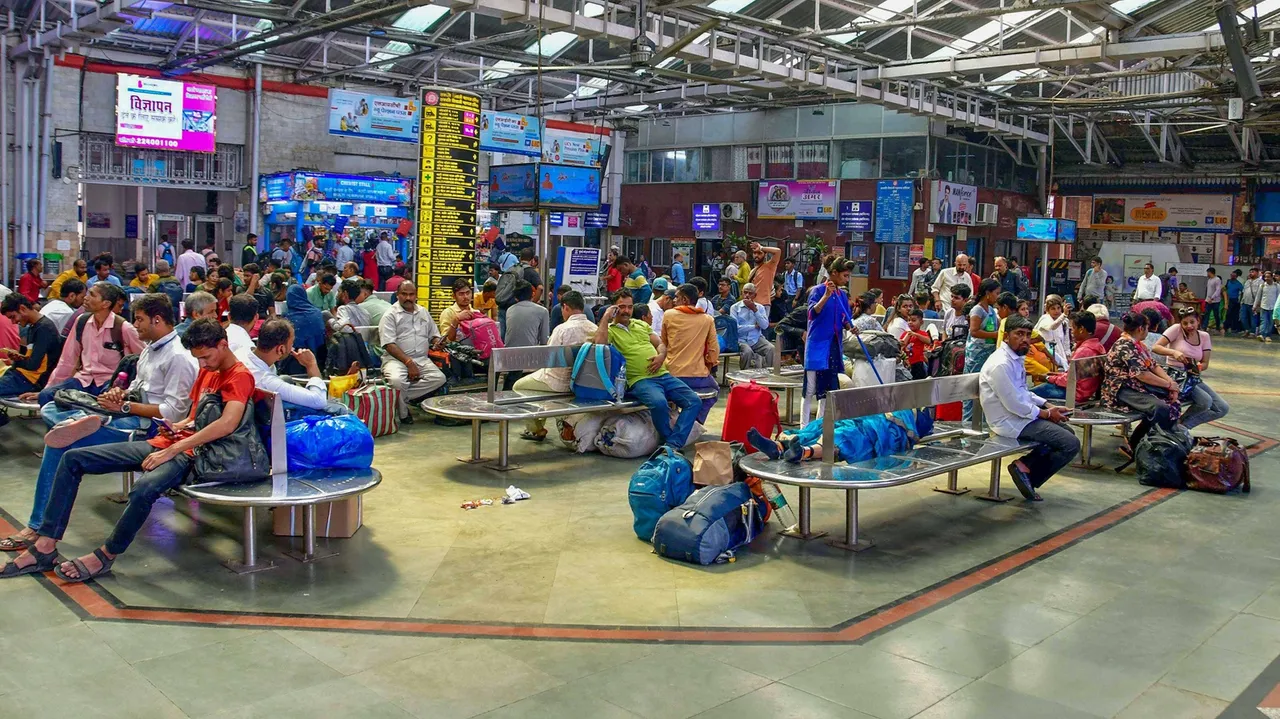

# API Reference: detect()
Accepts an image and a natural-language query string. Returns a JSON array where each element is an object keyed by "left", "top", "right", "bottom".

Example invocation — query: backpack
[
  {"left": 157, "top": 242, "right": 174, "bottom": 265},
  {"left": 494, "top": 260, "right": 521, "bottom": 309},
  {"left": 714, "top": 314, "right": 738, "bottom": 353},
  {"left": 628, "top": 445, "right": 694, "bottom": 540},
  {"left": 652, "top": 482, "right": 768, "bottom": 565},
  {"left": 1186, "top": 437, "right": 1250, "bottom": 494},
  {"left": 457, "top": 316, "right": 503, "bottom": 359},
  {"left": 1135, "top": 424, "right": 1195, "bottom": 489},
  {"left": 720, "top": 381, "right": 780, "bottom": 452},
  {"left": 570, "top": 343, "right": 627, "bottom": 402}
]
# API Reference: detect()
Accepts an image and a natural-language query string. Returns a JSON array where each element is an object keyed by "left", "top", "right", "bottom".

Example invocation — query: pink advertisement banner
[{"left": 116, "top": 75, "right": 217, "bottom": 153}]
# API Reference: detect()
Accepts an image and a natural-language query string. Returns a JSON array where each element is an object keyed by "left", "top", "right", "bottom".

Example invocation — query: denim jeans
[
  {"left": 1243, "top": 305, "right": 1260, "bottom": 334},
  {"left": 962, "top": 344, "right": 995, "bottom": 422},
  {"left": 627, "top": 374, "right": 701, "bottom": 448},
  {"left": 35, "top": 440, "right": 191, "bottom": 555},
  {"left": 1203, "top": 301, "right": 1221, "bottom": 330},
  {"left": 1030, "top": 383, "right": 1067, "bottom": 401},
  {"left": 1261, "top": 310, "right": 1275, "bottom": 338},
  {"left": 28, "top": 405, "right": 152, "bottom": 530},
  {"left": 37, "top": 377, "right": 107, "bottom": 408},
  {"left": 1181, "top": 382, "right": 1229, "bottom": 430},
  {"left": 1016, "top": 419, "right": 1081, "bottom": 488},
  {"left": 674, "top": 374, "right": 720, "bottom": 424},
  {"left": 0, "top": 370, "right": 38, "bottom": 398}
]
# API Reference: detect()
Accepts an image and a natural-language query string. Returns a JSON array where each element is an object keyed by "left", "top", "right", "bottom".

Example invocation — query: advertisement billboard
[
  {"left": 479, "top": 111, "right": 541, "bottom": 157},
  {"left": 692, "top": 203, "right": 721, "bottom": 232},
  {"left": 1015, "top": 217, "right": 1077, "bottom": 243},
  {"left": 289, "top": 173, "right": 413, "bottom": 205},
  {"left": 542, "top": 127, "right": 602, "bottom": 166},
  {"left": 488, "top": 164, "right": 539, "bottom": 209},
  {"left": 1091, "top": 194, "right": 1233, "bottom": 232},
  {"left": 328, "top": 89, "right": 419, "bottom": 143},
  {"left": 930, "top": 180, "right": 978, "bottom": 226},
  {"left": 115, "top": 74, "right": 217, "bottom": 152},
  {"left": 756, "top": 180, "right": 838, "bottom": 219},
  {"left": 538, "top": 164, "right": 602, "bottom": 211}
]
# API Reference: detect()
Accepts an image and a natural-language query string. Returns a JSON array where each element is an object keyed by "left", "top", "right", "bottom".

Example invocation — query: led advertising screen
[
  {"left": 1015, "top": 217, "right": 1079, "bottom": 242},
  {"left": 116, "top": 74, "right": 216, "bottom": 152},
  {"left": 488, "top": 164, "right": 539, "bottom": 209},
  {"left": 1057, "top": 219, "right": 1078, "bottom": 243},
  {"left": 692, "top": 203, "right": 721, "bottom": 232},
  {"left": 538, "top": 164, "right": 601, "bottom": 211}
]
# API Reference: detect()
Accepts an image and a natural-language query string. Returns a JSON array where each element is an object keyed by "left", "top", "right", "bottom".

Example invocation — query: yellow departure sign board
[{"left": 416, "top": 87, "right": 480, "bottom": 316}]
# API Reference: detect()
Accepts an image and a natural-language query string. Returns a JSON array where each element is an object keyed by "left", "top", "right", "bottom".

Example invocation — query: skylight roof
[
  {"left": 368, "top": 6, "right": 450, "bottom": 67},
  {"left": 525, "top": 4, "right": 604, "bottom": 57}
]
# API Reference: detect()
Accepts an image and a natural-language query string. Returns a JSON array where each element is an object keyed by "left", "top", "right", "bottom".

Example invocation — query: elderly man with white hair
[
  {"left": 730, "top": 282, "right": 774, "bottom": 369},
  {"left": 931, "top": 253, "right": 975, "bottom": 307}
]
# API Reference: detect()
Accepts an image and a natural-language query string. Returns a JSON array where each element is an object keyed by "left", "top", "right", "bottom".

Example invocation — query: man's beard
[{"left": 1014, "top": 346, "right": 1030, "bottom": 356}]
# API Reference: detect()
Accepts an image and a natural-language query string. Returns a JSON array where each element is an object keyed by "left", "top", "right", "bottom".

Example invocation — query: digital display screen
[
  {"left": 537, "top": 164, "right": 602, "bottom": 211},
  {"left": 488, "top": 164, "right": 539, "bottom": 209}
]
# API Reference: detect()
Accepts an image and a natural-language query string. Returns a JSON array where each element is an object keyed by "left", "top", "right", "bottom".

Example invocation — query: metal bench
[
  {"left": 0, "top": 397, "right": 41, "bottom": 418},
  {"left": 421, "top": 344, "right": 716, "bottom": 471},
  {"left": 175, "top": 391, "right": 382, "bottom": 574},
  {"left": 739, "top": 375, "right": 1039, "bottom": 552},
  {"left": 1060, "top": 355, "right": 1143, "bottom": 469}
]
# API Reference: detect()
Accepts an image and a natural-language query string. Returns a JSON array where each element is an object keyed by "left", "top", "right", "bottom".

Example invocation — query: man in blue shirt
[
  {"left": 670, "top": 253, "right": 686, "bottom": 285},
  {"left": 85, "top": 259, "right": 122, "bottom": 289},
  {"left": 1225, "top": 269, "right": 1244, "bottom": 335},
  {"left": 730, "top": 282, "right": 773, "bottom": 369},
  {"left": 782, "top": 258, "right": 803, "bottom": 303}
]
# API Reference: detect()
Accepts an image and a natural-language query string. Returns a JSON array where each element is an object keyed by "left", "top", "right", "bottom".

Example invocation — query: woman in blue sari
[{"left": 282, "top": 283, "right": 327, "bottom": 373}]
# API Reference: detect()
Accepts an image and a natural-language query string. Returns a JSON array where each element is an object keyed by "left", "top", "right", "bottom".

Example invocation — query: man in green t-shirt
[{"left": 593, "top": 288, "right": 701, "bottom": 449}]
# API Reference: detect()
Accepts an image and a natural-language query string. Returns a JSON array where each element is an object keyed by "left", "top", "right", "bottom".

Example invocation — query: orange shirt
[{"left": 149, "top": 361, "right": 256, "bottom": 455}]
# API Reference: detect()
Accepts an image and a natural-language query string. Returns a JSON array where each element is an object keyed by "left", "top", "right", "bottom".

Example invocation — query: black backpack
[
  {"left": 1135, "top": 424, "right": 1194, "bottom": 488},
  {"left": 495, "top": 263, "right": 522, "bottom": 309}
]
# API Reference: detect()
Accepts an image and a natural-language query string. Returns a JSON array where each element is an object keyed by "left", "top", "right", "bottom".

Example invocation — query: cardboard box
[{"left": 272, "top": 497, "right": 363, "bottom": 539}]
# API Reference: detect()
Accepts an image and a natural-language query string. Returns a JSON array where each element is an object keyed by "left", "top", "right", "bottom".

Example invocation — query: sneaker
[{"left": 45, "top": 414, "right": 103, "bottom": 449}]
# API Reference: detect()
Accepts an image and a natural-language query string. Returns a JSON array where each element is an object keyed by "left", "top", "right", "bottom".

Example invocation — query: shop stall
[{"left": 259, "top": 171, "right": 414, "bottom": 263}]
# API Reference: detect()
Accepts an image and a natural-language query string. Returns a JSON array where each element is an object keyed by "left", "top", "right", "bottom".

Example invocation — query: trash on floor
[{"left": 461, "top": 486, "right": 531, "bottom": 510}]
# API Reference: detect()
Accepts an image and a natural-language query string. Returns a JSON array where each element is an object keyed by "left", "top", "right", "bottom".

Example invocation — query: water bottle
[
  {"left": 748, "top": 477, "right": 799, "bottom": 529},
  {"left": 113, "top": 371, "right": 130, "bottom": 390}
]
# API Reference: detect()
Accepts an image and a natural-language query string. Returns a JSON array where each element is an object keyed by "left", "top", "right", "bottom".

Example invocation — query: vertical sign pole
[{"left": 416, "top": 87, "right": 481, "bottom": 318}]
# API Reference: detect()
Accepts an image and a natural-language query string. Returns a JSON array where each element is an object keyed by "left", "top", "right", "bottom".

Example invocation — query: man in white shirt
[
  {"left": 329, "top": 278, "right": 373, "bottom": 343},
  {"left": 379, "top": 281, "right": 447, "bottom": 421},
  {"left": 40, "top": 278, "right": 85, "bottom": 334},
  {"left": 235, "top": 317, "right": 328, "bottom": 415},
  {"left": 1203, "top": 266, "right": 1223, "bottom": 332},
  {"left": 173, "top": 239, "right": 207, "bottom": 292},
  {"left": 730, "top": 283, "right": 773, "bottom": 369},
  {"left": 375, "top": 233, "right": 397, "bottom": 290},
  {"left": 513, "top": 291, "right": 598, "bottom": 441},
  {"left": 978, "top": 314, "right": 1079, "bottom": 501},
  {"left": 931, "top": 254, "right": 975, "bottom": 307},
  {"left": 1133, "top": 263, "right": 1162, "bottom": 302},
  {"left": 224, "top": 294, "right": 258, "bottom": 355},
  {"left": 909, "top": 257, "right": 933, "bottom": 295}
]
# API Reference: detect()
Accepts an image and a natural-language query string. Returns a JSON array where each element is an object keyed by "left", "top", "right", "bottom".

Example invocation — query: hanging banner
[
  {"left": 1090, "top": 194, "right": 1233, "bottom": 232},
  {"left": 479, "top": 111, "right": 541, "bottom": 157},
  {"left": 875, "top": 180, "right": 914, "bottom": 244},
  {"left": 416, "top": 87, "right": 481, "bottom": 317},
  {"left": 837, "top": 201, "right": 873, "bottom": 233},
  {"left": 930, "top": 180, "right": 978, "bottom": 226},
  {"left": 328, "top": 89, "right": 420, "bottom": 143},
  {"left": 115, "top": 74, "right": 217, "bottom": 152},
  {"left": 542, "top": 126, "right": 602, "bottom": 167},
  {"left": 756, "top": 180, "right": 838, "bottom": 219}
]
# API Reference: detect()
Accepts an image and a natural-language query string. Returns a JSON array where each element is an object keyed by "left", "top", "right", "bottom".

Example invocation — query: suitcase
[
  {"left": 342, "top": 384, "right": 401, "bottom": 437},
  {"left": 720, "top": 380, "right": 780, "bottom": 453}
]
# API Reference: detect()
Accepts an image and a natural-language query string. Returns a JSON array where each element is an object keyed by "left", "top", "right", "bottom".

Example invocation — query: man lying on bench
[{"left": 1, "top": 319, "right": 255, "bottom": 582}]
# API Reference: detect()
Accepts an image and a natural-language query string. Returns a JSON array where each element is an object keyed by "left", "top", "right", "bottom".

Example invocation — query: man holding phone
[{"left": 978, "top": 314, "right": 1080, "bottom": 501}]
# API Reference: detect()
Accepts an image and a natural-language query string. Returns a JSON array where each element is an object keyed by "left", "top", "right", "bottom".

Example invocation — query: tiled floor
[{"left": 1, "top": 338, "right": 1279, "bottom": 717}]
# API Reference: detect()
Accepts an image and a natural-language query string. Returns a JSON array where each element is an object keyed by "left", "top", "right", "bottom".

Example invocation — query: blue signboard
[
  {"left": 874, "top": 180, "right": 914, "bottom": 244},
  {"left": 585, "top": 204, "right": 610, "bottom": 228},
  {"left": 489, "top": 164, "right": 539, "bottom": 209},
  {"left": 692, "top": 203, "right": 721, "bottom": 232},
  {"left": 538, "top": 164, "right": 601, "bottom": 211},
  {"left": 479, "top": 111, "right": 542, "bottom": 157},
  {"left": 838, "top": 201, "right": 873, "bottom": 233},
  {"left": 125, "top": 215, "right": 138, "bottom": 239},
  {"left": 548, "top": 211, "right": 564, "bottom": 227},
  {"left": 291, "top": 172, "right": 413, "bottom": 205},
  {"left": 259, "top": 173, "right": 293, "bottom": 203}
]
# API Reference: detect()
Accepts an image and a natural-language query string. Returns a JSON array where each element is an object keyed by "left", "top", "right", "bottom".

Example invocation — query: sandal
[
  {"left": 519, "top": 430, "right": 546, "bottom": 443},
  {"left": 53, "top": 548, "right": 114, "bottom": 584},
  {"left": 0, "top": 543, "right": 59, "bottom": 578},
  {"left": 0, "top": 535, "right": 31, "bottom": 552}
]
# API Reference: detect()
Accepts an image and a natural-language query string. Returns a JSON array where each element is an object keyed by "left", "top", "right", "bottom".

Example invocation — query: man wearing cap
[{"left": 648, "top": 278, "right": 675, "bottom": 336}]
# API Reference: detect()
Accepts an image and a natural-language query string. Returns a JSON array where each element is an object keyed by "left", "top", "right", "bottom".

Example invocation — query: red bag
[
  {"left": 1186, "top": 437, "right": 1250, "bottom": 494},
  {"left": 342, "top": 385, "right": 401, "bottom": 437},
  {"left": 721, "top": 381, "right": 780, "bottom": 453},
  {"left": 936, "top": 402, "right": 962, "bottom": 421},
  {"left": 458, "top": 316, "right": 504, "bottom": 359}
]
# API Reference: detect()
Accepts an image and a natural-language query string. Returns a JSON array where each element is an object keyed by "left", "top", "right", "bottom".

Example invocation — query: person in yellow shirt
[
  {"left": 733, "top": 250, "right": 751, "bottom": 288},
  {"left": 473, "top": 279, "right": 498, "bottom": 321},
  {"left": 129, "top": 262, "right": 156, "bottom": 290},
  {"left": 48, "top": 258, "right": 88, "bottom": 301}
]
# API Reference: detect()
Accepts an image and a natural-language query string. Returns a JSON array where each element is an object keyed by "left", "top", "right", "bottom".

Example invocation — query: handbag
[
  {"left": 191, "top": 392, "right": 271, "bottom": 483},
  {"left": 342, "top": 384, "right": 401, "bottom": 437}
]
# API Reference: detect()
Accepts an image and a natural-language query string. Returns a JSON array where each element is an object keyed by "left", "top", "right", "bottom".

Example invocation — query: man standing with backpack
[{"left": 495, "top": 248, "right": 542, "bottom": 339}]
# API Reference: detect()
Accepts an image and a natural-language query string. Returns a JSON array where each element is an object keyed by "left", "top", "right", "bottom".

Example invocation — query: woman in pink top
[{"left": 1153, "top": 307, "right": 1229, "bottom": 429}]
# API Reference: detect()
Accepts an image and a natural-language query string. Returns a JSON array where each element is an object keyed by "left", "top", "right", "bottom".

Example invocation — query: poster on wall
[
  {"left": 87, "top": 212, "right": 111, "bottom": 229},
  {"left": 416, "top": 87, "right": 481, "bottom": 317},
  {"left": 756, "top": 180, "right": 838, "bottom": 220},
  {"left": 480, "top": 111, "right": 541, "bottom": 157},
  {"left": 1091, "top": 194, "right": 1233, "bottom": 232},
  {"left": 328, "top": 89, "right": 420, "bottom": 143},
  {"left": 930, "top": 180, "right": 977, "bottom": 226},
  {"left": 115, "top": 74, "right": 217, "bottom": 152},
  {"left": 874, "top": 180, "right": 914, "bottom": 244}
]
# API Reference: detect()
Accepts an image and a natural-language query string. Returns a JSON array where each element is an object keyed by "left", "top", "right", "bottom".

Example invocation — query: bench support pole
[
  {"left": 105, "top": 471, "right": 135, "bottom": 504},
  {"left": 1070, "top": 424, "right": 1103, "bottom": 470},
  {"left": 933, "top": 469, "right": 970, "bottom": 496},
  {"left": 780, "top": 486, "right": 827, "bottom": 540},
  {"left": 782, "top": 387, "right": 797, "bottom": 426},
  {"left": 285, "top": 504, "right": 339, "bottom": 564},
  {"left": 976, "top": 458, "right": 1013, "bottom": 503},
  {"left": 223, "top": 507, "right": 276, "bottom": 574},
  {"left": 485, "top": 419, "right": 521, "bottom": 472},
  {"left": 827, "top": 489, "right": 874, "bottom": 551},
  {"left": 456, "top": 419, "right": 488, "bottom": 464}
]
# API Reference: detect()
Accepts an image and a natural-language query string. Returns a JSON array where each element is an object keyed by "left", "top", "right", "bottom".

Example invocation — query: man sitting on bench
[
  {"left": 25, "top": 283, "right": 144, "bottom": 408},
  {"left": 978, "top": 314, "right": 1079, "bottom": 501},
  {"left": 594, "top": 288, "right": 701, "bottom": 449},
  {"left": 235, "top": 317, "right": 330, "bottom": 420},
  {"left": 1, "top": 319, "right": 254, "bottom": 581},
  {"left": 379, "top": 281, "right": 447, "bottom": 423},
  {"left": 0, "top": 294, "right": 62, "bottom": 406}
]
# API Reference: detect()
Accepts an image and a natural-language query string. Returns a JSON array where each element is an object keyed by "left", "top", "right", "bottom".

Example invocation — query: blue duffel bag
[
  {"left": 652, "top": 482, "right": 768, "bottom": 565},
  {"left": 628, "top": 446, "right": 693, "bottom": 540}
]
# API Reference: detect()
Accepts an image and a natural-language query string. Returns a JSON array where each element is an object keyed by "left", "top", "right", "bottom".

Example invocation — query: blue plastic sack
[{"left": 284, "top": 414, "right": 374, "bottom": 472}]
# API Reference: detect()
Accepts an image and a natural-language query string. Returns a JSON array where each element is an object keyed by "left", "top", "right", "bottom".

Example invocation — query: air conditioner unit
[
  {"left": 721, "top": 202, "right": 745, "bottom": 221},
  {"left": 977, "top": 203, "right": 998, "bottom": 225}
]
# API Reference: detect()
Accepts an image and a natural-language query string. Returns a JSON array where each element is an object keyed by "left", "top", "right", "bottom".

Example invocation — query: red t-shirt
[
  {"left": 149, "top": 361, "right": 256, "bottom": 454},
  {"left": 18, "top": 272, "right": 43, "bottom": 302},
  {"left": 385, "top": 275, "right": 405, "bottom": 293},
  {"left": 899, "top": 329, "right": 931, "bottom": 365},
  {"left": 605, "top": 267, "right": 624, "bottom": 293}
]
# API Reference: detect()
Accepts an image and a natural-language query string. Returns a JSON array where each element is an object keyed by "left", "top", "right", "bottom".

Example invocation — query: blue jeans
[
  {"left": 35, "top": 440, "right": 191, "bottom": 555},
  {"left": 962, "top": 344, "right": 995, "bottom": 422},
  {"left": 1203, "top": 301, "right": 1221, "bottom": 330},
  {"left": 0, "top": 370, "right": 38, "bottom": 398},
  {"left": 1030, "top": 383, "right": 1067, "bottom": 401},
  {"left": 28, "top": 405, "right": 151, "bottom": 530},
  {"left": 628, "top": 374, "right": 701, "bottom": 448},
  {"left": 37, "top": 377, "right": 107, "bottom": 408},
  {"left": 1261, "top": 310, "right": 1274, "bottom": 338},
  {"left": 1243, "top": 304, "right": 1259, "bottom": 334},
  {"left": 675, "top": 375, "right": 719, "bottom": 424},
  {"left": 1181, "top": 382, "right": 1229, "bottom": 429}
]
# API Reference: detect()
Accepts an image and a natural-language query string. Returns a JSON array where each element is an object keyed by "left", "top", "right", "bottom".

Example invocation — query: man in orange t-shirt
[{"left": 1, "top": 318, "right": 257, "bottom": 582}]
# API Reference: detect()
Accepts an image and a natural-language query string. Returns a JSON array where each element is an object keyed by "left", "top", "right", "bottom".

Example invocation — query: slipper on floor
[
  {"left": 0, "top": 535, "right": 31, "bottom": 552},
  {"left": 1006, "top": 464, "right": 1037, "bottom": 501},
  {"left": 53, "top": 548, "right": 114, "bottom": 584},
  {"left": 519, "top": 431, "right": 546, "bottom": 443}
]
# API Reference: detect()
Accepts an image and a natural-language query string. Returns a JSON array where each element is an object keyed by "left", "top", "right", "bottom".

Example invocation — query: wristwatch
[{"left": 121, "top": 402, "right": 133, "bottom": 415}]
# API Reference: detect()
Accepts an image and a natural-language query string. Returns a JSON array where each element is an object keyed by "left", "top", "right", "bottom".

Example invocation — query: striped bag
[{"left": 342, "top": 384, "right": 401, "bottom": 437}]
